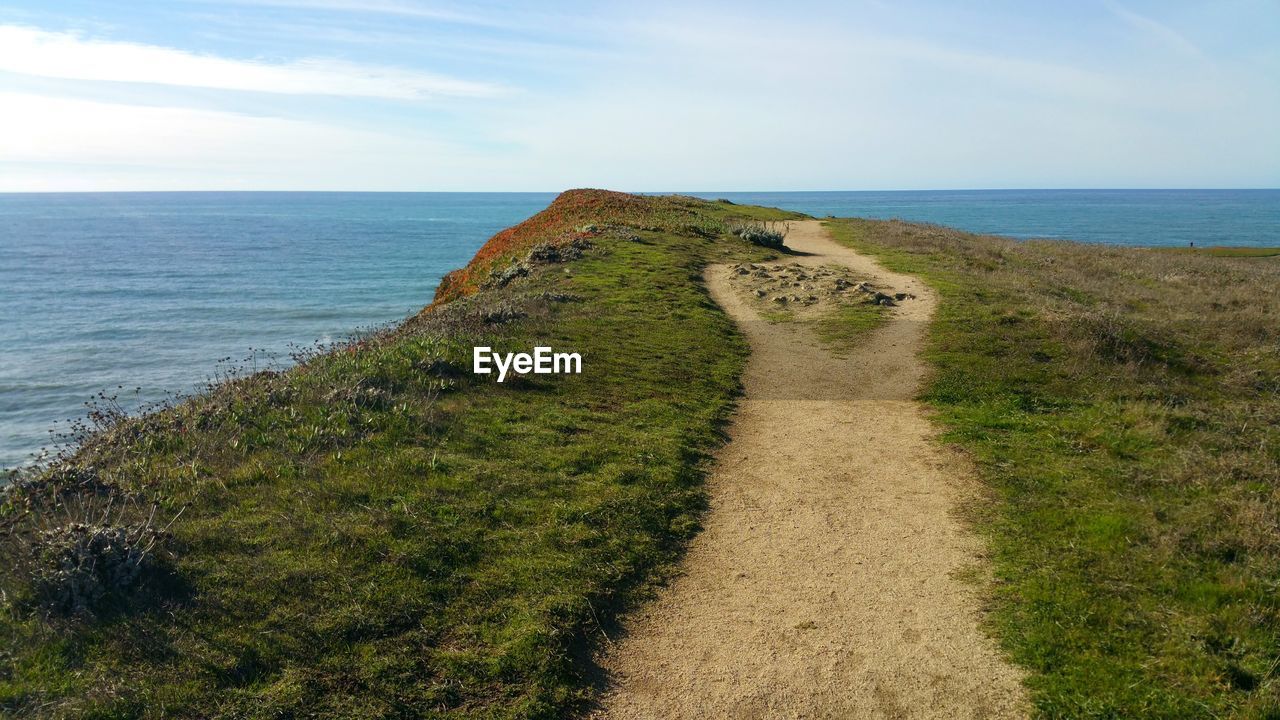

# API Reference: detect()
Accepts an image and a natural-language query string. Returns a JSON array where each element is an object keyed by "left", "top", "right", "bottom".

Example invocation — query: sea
[{"left": 2, "top": 189, "right": 1277, "bottom": 470}]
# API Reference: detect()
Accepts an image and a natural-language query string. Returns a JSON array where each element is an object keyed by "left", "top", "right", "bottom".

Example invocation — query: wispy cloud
[
  {"left": 0, "top": 25, "right": 503, "bottom": 99},
  {"left": 1106, "top": 3, "right": 1202, "bottom": 58},
  {"left": 188, "top": 0, "right": 504, "bottom": 27},
  {"left": 185, "top": 15, "right": 609, "bottom": 66},
  {"left": 1, "top": 1, "right": 1275, "bottom": 191}
]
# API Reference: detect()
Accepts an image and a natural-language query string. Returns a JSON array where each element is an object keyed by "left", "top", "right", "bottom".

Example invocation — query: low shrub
[
  {"left": 728, "top": 220, "right": 788, "bottom": 249},
  {"left": 527, "top": 236, "right": 592, "bottom": 264},
  {"left": 1, "top": 476, "right": 178, "bottom": 618},
  {"left": 487, "top": 262, "right": 529, "bottom": 288}
]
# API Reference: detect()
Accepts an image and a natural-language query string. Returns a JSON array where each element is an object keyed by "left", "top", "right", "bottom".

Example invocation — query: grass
[
  {"left": 763, "top": 300, "right": 886, "bottom": 352},
  {"left": 1159, "top": 246, "right": 1280, "bottom": 258},
  {"left": 827, "top": 218, "right": 1280, "bottom": 718},
  {"left": 813, "top": 302, "right": 886, "bottom": 351},
  {"left": 0, "top": 191, "right": 804, "bottom": 719},
  {"left": 12, "top": 195, "right": 1275, "bottom": 718},
  {"left": 743, "top": 256, "right": 888, "bottom": 351}
]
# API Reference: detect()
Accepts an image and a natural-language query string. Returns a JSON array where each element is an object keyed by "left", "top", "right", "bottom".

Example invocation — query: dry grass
[{"left": 830, "top": 218, "right": 1280, "bottom": 717}]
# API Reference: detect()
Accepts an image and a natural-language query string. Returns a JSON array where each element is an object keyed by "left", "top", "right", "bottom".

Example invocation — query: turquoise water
[{"left": 2, "top": 190, "right": 1277, "bottom": 469}]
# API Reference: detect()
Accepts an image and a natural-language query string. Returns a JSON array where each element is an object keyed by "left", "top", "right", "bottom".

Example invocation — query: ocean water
[
  {"left": 0, "top": 192, "right": 555, "bottom": 470},
  {"left": 696, "top": 189, "right": 1280, "bottom": 246},
  {"left": 2, "top": 189, "right": 1277, "bottom": 469}
]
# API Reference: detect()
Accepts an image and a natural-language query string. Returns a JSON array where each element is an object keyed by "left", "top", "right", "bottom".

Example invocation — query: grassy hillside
[
  {"left": 830, "top": 220, "right": 1280, "bottom": 718},
  {"left": 0, "top": 191, "right": 803, "bottom": 718},
  {"left": 10, "top": 191, "right": 1277, "bottom": 718}
]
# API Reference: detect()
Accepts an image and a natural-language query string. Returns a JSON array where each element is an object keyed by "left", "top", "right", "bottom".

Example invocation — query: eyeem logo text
[{"left": 473, "top": 346, "right": 582, "bottom": 383}]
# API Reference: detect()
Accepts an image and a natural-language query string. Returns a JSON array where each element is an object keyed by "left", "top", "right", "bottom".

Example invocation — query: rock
[
  {"left": 754, "top": 289, "right": 767, "bottom": 298},
  {"left": 894, "top": 292, "right": 908, "bottom": 301},
  {"left": 772, "top": 296, "right": 788, "bottom": 303},
  {"left": 873, "top": 292, "right": 896, "bottom": 306}
]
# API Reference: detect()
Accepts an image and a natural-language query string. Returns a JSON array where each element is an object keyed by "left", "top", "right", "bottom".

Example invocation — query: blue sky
[{"left": 0, "top": 0, "right": 1276, "bottom": 191}]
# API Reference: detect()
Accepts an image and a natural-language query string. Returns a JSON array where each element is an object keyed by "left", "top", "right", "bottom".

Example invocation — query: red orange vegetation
[{"left": 431, "top": 189, "right": 725, "bottom": 304}]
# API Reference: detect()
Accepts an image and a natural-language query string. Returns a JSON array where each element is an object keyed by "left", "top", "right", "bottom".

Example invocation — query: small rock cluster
[{"left": 728, "top": 263, "right": 913, "bottom": 309}]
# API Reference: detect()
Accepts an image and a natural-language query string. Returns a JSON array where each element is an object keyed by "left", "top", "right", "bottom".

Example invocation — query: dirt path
[{"left": 591, "top": 221, "right": 1027, "bottom": 719}]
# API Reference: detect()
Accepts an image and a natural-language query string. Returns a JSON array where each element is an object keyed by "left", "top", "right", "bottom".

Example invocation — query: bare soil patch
[{"left": 592, "top": 220, "right": 1027, "bottom": 719}]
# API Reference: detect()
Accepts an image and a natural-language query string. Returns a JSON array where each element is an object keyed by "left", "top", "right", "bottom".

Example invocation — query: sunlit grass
[
  {"left": 0, "top": 194, "right": 803, "bottom": 718},
  {"left": 829, "top": 218, "right": 1280, "bottom": 719}
]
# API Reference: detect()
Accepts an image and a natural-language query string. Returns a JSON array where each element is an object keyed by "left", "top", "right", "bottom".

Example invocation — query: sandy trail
[{"left": 591, "top": 221, "right": 1026, "bottom": 719}]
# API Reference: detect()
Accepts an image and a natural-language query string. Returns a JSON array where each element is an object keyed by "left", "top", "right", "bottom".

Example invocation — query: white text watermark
[{"left": 473, "top": 346, "right": 582, "bottom": 382}]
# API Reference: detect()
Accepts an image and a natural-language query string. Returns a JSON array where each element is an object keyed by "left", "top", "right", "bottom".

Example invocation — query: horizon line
[{"left": 1, "top": 187, "right": 1278, "bottom": 195}]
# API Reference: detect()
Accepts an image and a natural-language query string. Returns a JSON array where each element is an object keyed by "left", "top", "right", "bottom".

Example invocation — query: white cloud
[
  {"left": 202, "top": 0, "right": 497, "bottom": 25},
  {"left": 0, "top": 25, "right": 502, "bottom": 99},
  {"left": 480, "top": 9, "right": 1279, "bottom": 190},
  {"left": 1, "top": 2, "right": 1276, "bottom": 191},
  {"left": 0, "top": 92, "right": 504, "bottom": 191}
]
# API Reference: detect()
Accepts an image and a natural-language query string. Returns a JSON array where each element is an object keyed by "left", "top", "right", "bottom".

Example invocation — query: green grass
[
  {"left": 12, "top": 197, "right": 1273, "bottom": 718},
  {"left": 763, "top": 298, "right": 886, "bottom": 351},
  {"left": 813, "top": 302, "right": 886, "bottom": 351},
  {"left": 827, "top": 218, "right": 1280, "bottom": 718},
  {"left": 0, "top": 194, "right": 803, "bottom": 718}
]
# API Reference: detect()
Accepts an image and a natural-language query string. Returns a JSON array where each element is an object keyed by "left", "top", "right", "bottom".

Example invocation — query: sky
[{"left": 0, "top": 0, "right": 1277, "bottom": 191}]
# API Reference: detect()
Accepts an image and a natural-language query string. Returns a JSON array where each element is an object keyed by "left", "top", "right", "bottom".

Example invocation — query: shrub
[
  {"left": 526, "top": 236, "right": 592, "bottom": 264},
  {"left": 27, "top": 521, "right": 160, "bottom": 615},
  {"left": 1, "top": 472, "right": 177, "bottom": 618},
  {"left": 729, "top": 220, "right": 788, "bottom": 249},
  {"left": 487, "top": 262, "right": 529, "bottom": 288},
  {"left": 478, "top": 300, "right": 528, "bottom": 325}
]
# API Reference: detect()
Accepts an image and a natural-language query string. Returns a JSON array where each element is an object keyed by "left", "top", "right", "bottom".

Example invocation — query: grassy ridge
[
  {"left": 828, "top": 219, "right": 1280, "bottom": 718},
  {"left": 0, "top": 192, "right": 802, "bottom": 718},
  {"left": 1159, "top": 247, "right": 1280, "bottom": 258}
]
